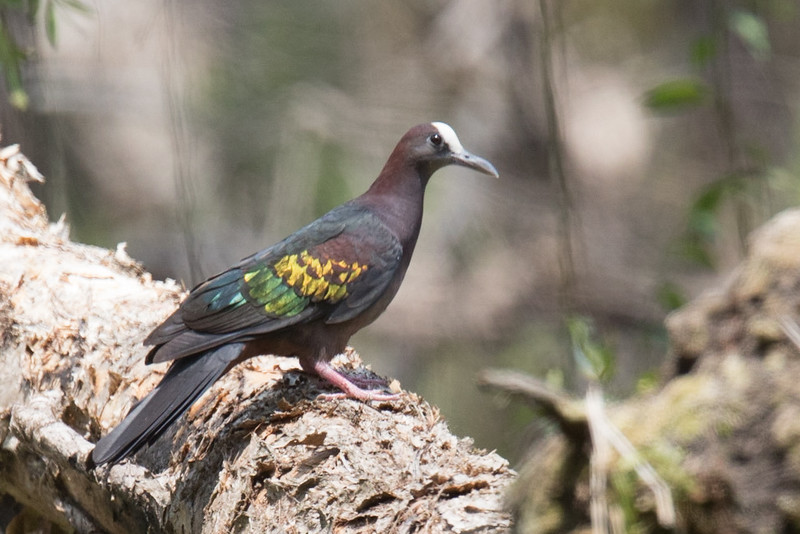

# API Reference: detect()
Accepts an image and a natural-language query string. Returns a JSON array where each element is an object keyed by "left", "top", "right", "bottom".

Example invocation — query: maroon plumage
[{"left": 91, "top": 122, "right": 498, "bottom": 466}]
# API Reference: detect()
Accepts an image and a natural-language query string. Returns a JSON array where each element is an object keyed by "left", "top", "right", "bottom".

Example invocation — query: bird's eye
[{"left": 429, "top": 133, "right": 443, "bottom": 148}]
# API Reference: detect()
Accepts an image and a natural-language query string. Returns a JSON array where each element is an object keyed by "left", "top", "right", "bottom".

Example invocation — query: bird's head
[{"left": 399, "top": 122, "right": 499, "bottom": 180}]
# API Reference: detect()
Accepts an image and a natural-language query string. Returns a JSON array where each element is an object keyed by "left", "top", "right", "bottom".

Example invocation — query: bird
[{"left": 90, "top": 122, "right": 499, "bottom": 466}]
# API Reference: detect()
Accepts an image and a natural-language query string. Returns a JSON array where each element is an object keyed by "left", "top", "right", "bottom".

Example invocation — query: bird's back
[{"left": 144, "top": 200, "right": 409, "bottom": 365}]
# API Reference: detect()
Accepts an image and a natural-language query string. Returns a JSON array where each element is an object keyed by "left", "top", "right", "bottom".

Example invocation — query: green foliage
[
  {"left": 566, "top": 315, "right": 615, "bottom": 383},
  {"left": 0, "top": 18, "right": 28, "bottom": 109},
  {"left": 645, "top": 7, "right": 772, "bottom": 112},
  {"left": 680, "top": 178, "right": 730, "bottom": 268},
  {"left": 608, "top": 467, "right": 645, "bottom": 534},
  {"left": 609, "top": 441, "right": 694, "bottom": 533},
  {"left": 656, "top": 281, "right": 687, "bottom": 312},
  {"left": 690, "top": 35, "right": 717, "bottom": 68},
  {"left": 635, "top": 370, "right": 660, "bottom": 395},
  {"left": 729, "top": 9, "right": 771, "bottom": 61},
  {"left": 645, "top": 3, "right": 795, "bottom": 269},
  {"left": 678, "top": 165, "right": 788, "bottom": 268},
  {"left": 44, "top": 0, "right": 55, "bottom": 46},
  {"left": 643, "top": 78, "right": 708, "bottom": 113},
  {"left": 0, "top": 0, "right": 89, "bottom": 110}
]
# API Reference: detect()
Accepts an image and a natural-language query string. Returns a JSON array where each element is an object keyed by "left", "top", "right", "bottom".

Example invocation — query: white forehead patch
[{"left": 431, "top": 122, "right": 464, "bottom": 153}]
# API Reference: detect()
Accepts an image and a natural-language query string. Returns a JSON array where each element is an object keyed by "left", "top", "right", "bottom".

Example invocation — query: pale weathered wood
[{"left": 0, "top": 144, "right": 514, "bottom": 533}]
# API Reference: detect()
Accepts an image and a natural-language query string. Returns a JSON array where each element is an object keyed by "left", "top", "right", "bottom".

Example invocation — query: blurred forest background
[{"left": 1, "top": 0, "right": 799, "bottom": 462}]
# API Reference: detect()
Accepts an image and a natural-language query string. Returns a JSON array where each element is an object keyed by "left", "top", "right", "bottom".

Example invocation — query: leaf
[
  {"left": 0, "top": 25, "right": 29, "bottom": 109},
  {"left": 0, "top": 0, "right": 92, "bottom": 108},
  {"left": 45, "top": 0, "right": 56, "bottom": 47},
  {"left": 688, "top": 178, "right": 731, "bottom": 239},
  {"left": 58, "top": 0, "right": 91, "bottom": 14},
  {"left": 567, "top": 316, "right": 615, "bottom": 383},
  {"left": 677, "top": 177, "right": 744, "bottom": 269},
  {"left": 693, "top": 180, "right": 727, "bottom": 212},
  {"left": 657, "top": 282, "right": 686, "bottom": 311},
  {"left": 635, "top": 370, "right": 660, "bottom": 395},
  {"left": 729, "top": 10, "right": 771, "bottom": 61},
  {"left": 9, "top": 88, "right": 29, "bottom": 110},
  {"left": 644, "top": 79, "right": 708, "bottom": 113},
  {"left": 679, "top": 238, "right": 715, "bottom": 269},
  {"left": 690, "top": 35, "right": 716, "bottom": 68},
  {"left": 27, "top": 0, "right": 41, "bottom": 22}
]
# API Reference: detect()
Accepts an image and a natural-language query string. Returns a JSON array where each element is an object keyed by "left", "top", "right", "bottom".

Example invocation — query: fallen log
[{"left": 0, "top": 143, "right": 514, "bottom": 533}]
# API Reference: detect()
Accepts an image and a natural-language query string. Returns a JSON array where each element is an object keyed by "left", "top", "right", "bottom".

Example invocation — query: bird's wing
[{"left": 152, "top": 205, "right": 402, "bottom": 343}]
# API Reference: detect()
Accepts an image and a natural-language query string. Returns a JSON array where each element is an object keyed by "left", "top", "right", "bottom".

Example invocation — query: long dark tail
[{"left": 91, "top": 343, "right": 245, "bottom": 466}]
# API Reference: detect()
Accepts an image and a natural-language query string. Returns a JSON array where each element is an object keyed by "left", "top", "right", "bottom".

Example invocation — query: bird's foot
[
  {"left": 338, "top": 373, "right": 389, "bottom": 389},
  {"left": 317, "top": 390, "right": 400, "bottom": 402},
  {"left": 303, "top": 359, "right": 400, "bottom": 402}
]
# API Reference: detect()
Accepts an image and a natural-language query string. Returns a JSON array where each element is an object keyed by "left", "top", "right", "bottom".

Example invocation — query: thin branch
[
  {"left": 586, "top": 385, "right": 611, "bottom": 534},
  {"left": 779, "top": 315, "right": 800, "bottom": 353},
  {"left": 162, "top": 0, "right": 202, "bottom": 284},
  {"left": 477, "top": 368, "right": 587, "bottom": 441},
  {"left": 585, "top": 385, "right": 676, "bottom": 530},
  {"left": 537, "top": 0, "right": 576, "bottom": 310}
]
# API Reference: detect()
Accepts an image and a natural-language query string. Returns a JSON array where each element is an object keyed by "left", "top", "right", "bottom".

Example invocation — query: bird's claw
[
  {"left": 305, "top": 358, "right": 401, "bottom": 402},
  {"left": 317, "top": 390, "right": 401, "bottom": 402}
]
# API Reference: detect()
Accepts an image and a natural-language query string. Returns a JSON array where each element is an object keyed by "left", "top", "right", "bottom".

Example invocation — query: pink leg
[
  {"left": 301, "top": 358, "right": 400, "bottom": 401},
  {"left": 340, "top": 373, "right": 389, "bottom": 388}
]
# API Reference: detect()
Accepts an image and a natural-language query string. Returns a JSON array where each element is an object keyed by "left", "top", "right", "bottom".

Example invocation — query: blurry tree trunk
[{"left": 0, "top": 144, "right": 514, "bottom": 533}]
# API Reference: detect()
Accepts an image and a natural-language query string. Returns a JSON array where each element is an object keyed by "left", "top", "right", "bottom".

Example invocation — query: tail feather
[
  {"left": 91, "top": 343, "right": 245, "bottom": 466},
  {"left": 145, "top": 329, "right": 243, "bottom": 364}
]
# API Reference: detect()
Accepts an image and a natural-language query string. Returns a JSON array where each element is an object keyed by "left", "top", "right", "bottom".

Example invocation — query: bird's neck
[{"left": 361, "top": 159, "right": 429, "bottom": 249}]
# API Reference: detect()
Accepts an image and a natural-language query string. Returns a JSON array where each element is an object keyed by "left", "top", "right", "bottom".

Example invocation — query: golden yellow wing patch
[
  {"left": 243, "top": 250, "right": 369, "bottom": 317},
  {"left": 274, "top": 250, "right": 368, "bottom": 302}
]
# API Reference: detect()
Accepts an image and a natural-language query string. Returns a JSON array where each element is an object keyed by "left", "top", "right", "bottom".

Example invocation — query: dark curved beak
[{"left": 452, "top": 150, "right": 499, "bottom": 178}]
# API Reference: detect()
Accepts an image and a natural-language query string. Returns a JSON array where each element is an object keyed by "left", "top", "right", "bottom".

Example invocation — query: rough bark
[
  {"left": 0, "top": 144, "right": 514, "bottom": 533},
  {"left": 492, "top": 209, "right": 800, "bottom": 533}
]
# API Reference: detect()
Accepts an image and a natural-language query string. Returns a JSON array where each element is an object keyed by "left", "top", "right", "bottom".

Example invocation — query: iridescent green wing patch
[
  {"left": 242, "top": 266, "right": 309, "bottom": 317},
  {"left": 179, "top": 269, "right": 258, "bottom": 333},
  {"left": 201, "top": 271, "right": 248, "bottom": 312},
  {"left": 243, "top": 250, "right": 369, "bottom": 317}
]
